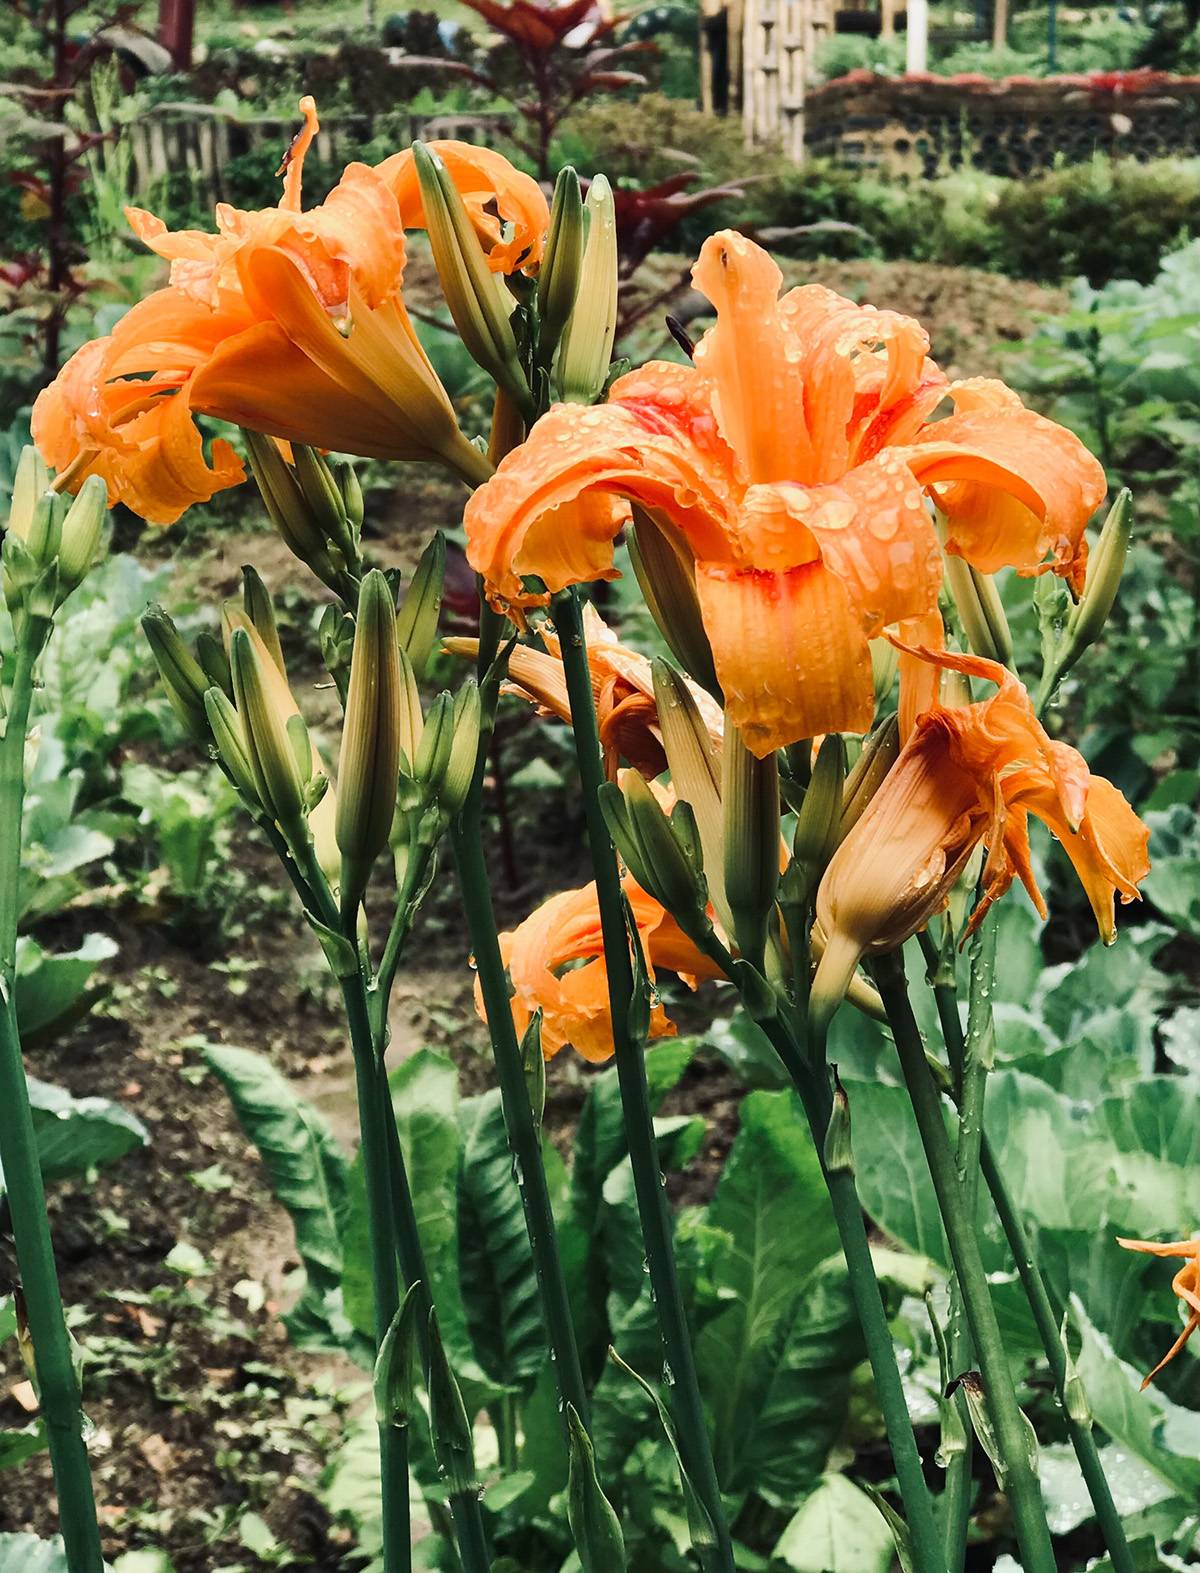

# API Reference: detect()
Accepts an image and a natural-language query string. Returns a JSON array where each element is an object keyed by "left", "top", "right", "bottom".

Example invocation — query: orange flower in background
[
  {"left": 486, "top": 871, "right": 724, "bottom": 1061},
  {"left": 445, "top": 604, "right": 722, "bottom": 777},
  {"left": 464, "top": 230, "right": 1105, "bottom": 755},
  {"left": 377, "top": 141, "right": 549, "bottom": 274},
  {"left": 811, "top": 644, "right": 1148, "bottom": 1017},
  {"left": 32, "top": 100, "right": 535, "bottom": 524},
  {"left": 1117, "top": 1235, "right": 1200, "bottom": 1388}
]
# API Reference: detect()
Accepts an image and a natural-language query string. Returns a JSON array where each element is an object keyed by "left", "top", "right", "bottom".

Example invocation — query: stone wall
[{"left": 803, "top": 69, "right": 1200, "bottom": 175}]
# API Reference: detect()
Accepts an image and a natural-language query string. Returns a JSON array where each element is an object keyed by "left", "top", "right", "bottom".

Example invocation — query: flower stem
[
  {"left": 451, "top": 597, "right": 591, "bottom": 1432},
  {"left": 0, "top": 631, "right": 104, "bottom": 1572},
  {"left": 919, "top": 936, "right": 1136, "bottom": 1573},
  {"left": 554, "top": 586, "right": 736, "bottom": 1573},
  {"left": 874, "top": 953, "right": 1056, "bottom": 1573}
]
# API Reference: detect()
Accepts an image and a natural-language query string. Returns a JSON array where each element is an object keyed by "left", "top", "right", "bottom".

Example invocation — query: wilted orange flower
[
  {"left": 811, "top": 644, "right": 1148, "bottom": 1017},
  {"left": 32, "top": 100, "right": 541, "bottom": 524},
  {"left": 464, "top": 230, "right": 1104, "bottom": 755},
  {"left": 1117, "top": 1235, "right": 1200, "bottom": 1388},
  {"left": 445, "top": 604, "right": 722, "bottom": 777},
  {"left": 486, "top": 871, "right": 724, "bottom": 1061}
]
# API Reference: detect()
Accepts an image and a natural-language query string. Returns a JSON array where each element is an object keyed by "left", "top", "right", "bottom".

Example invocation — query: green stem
[
  {"left": 341, "top": 974, "right": 411, "bottom": 1573},
  {"left": 923, "top": 947, "right": 1137, "bottom": 1573},
  {"left": 554, "top": 587, "right": 736, "bottom": 1573},
  {"left": 0, "top": 633, "right": 104, "bottom": 1572},
  {"left": 875, "top": 955, "right": 1055, "bottom": 1573},
  {"left": 452, "top": 597, "right": 590, "bottom": 1433}
]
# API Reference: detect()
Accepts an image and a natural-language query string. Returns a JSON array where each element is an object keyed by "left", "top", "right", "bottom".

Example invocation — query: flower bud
[
  {"left": 204, "top": 686, "right": 260, "bottom": 805},
  {"left": 566, "top": 1403, "right": 626, "bottom": 1573},
  {"left": 944, "top": 553, "right": 1013, "bottom": 668},
  {"left": 5, "top": 447, "right": 50, "bottom": 542},
  {"left": 241, "top": 565, "right": 286, "bottom": 675},
  {"left": 427, "top": 1307, "right": 477, "bottom": 1498},
  {"left": 293, "top": 444, "right": 359, "bottom": 565},
  {"left": 652, "top": 658, "right": 732, "bottom": 937},
  {"left": 196, "top": 631, "right": 233, "bottom": 699},
  {"left": 56, "top": 474, "right": 108, "bottom": 596},
  {"left": 333, "top": 457, "right": 364, "bottom": 535},
  {"left": 537, "top": 166, "right": 584, "bottom": 368},
  {"left": 397, "top": 645, "right": 425, "bottom": 773},
  {"left": 396, "top": 532, "right": 446, "bottom": 679},
  {"left": 629, "top": 509, "right": 719, "bottom": 698},
  {"left": 244, "top": 430, "right": 343, "bottom": 588},
  {"left": 336, "top": 570, "right": 403, "bottom": 911},
  {"left": 601, "top": 772, "right": 706, "bottom": 928},
  {"left": 230, "top": 626, "right": 308, "bottom": 836},
  {"left": 722, "top": 719, "right": 779, "bottom": 967},
  {"left": 1062, "top": 488, "right": 1132, "bottom": 673},
  {"left": 441, "top": 681, "right": 481, "bottom": 818},
  {"left": 412, "top": 142, "right": 532, "bottom": 416},
  {"left": 793, "top": 733, "right": 846, "bottom": 887},
  {"left": 840, "top": 716, "right": 899, "bottom": 839},
  {"left": 23, "top": 490, "right": 65, "bottom": 569},
  {"left": 557, "top": 175, "right": 617, "bottom": 406},
  {"left": 870, "top": 637, "right": 898, "bottom": 706},
  {"left": 413, "top": 691, "right": 454, "bottom": 789},
  {"left": 142, "top": 606, "right": 210, "bottom": 739}
]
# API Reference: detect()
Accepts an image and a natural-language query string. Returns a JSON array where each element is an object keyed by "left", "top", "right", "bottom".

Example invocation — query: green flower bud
[
  {"left": 293, "top": 444, "right": 358, "bottom": 563},
  {"left": 241, "top": 565, "right": 286, "bottom": 675},
  {"left": 629, "top": 509, "right": 719, "bottom": 698},
  {"left": 336, "top": 570, "right": 403, "bottom": 911},
  {"left": 196, "top": 630, "right": 233, "bottom": 699},
  {"left": 396, "top": 532, "right": 446, "bottom": 679},
  {"left": 55, "top": 474, "right": 108, "bottom": 597},
  {"left": 204, "top": 686, "right": 259, "bottom": 805},
  {"left": 722, "top": 719, "right": 779, "bottom": 967},
  {"left": 5, "top": 447, "right": 50, "bottom": 542},
  {"left": 333, "top": 457, "right": 363, "bottom": 535},
  {"left": 537, "top": 166, "right": 584, "bottom": 368},
  {"left": 142, "top": 606, "right": 210, "bottom": 739},
  {"left": 557, "top": 175, "right": 618, "bottom": 406},
  {"left": 230, "top": 626, "right": 307, "bottom": 836},
  {"left": 243, "top": 430, "right": 343, "bottom": 587},
  {"left": 601, "top": 772, "right": 706, "bottom": 927},
  {"left": 566, "top": 1403, "right": 626, "bottom": 1573},
  {"left": 840, "top": 716, "right": 899, "bottom": 840},
  {"left": 412, "top": 142, "right": 532, "bottom": 416},
  {"left": 1062, "top": 488, "right": 1133, "bottom": 672},
  {"left": 793, "top": 733, "right": 846, "bottom": 886},
  {"left": 441, "top": 681, "right": 481, "bottom": 818},
  {"left": 652, "top": 658, "right": 733, "bottom": 938},
  {"left": 944, "top": 553, "right": 1013, "bottom": 668},
  {"left": 396, "top": 644, "right": 425, "bottom": 774}
]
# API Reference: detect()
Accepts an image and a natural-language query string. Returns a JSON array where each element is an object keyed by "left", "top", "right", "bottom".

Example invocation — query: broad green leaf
[
  {"left": 695, "top": 1090, "right": 838, "bottom": 1486},
  {"left": 0, "top": 1422, "right": 47, "bottom": 1472},
  {"left": 1071, "top": 1295, "right": 1200, "bottom": 1501},
  {"left": 0, "top": 1297, "right": 13, "bottom": 1343},
  {"left": 457, "top": 1088, "right": 546, "bottom": 1393},
  {"left": 204, "top": 1043, "right": 349, "bottom": 1347},
  {"left": 839, "top": 1078, "right": 945, "bottom": 1261},
  {"left": 0, "top": 1077, "right": 148, "bottom": 1201},
  {"left": 15, "top": 932, "right": 116, "bottom": 1045},
  {"left": 0, "top": 1535, "right": 68, "bottom": 1572},
  {"left": 772, "top": 1474, "right": 894, "bottom": 1573},
  {"left": 113, "top": 1553, "right": 177, "bottom": 1572},
  {"left": 731, "top": 1256, "right": 864, "bottom": 1506},
  {"left": 1038, "top": 1441, "right": 1175, "bottom": 1537},
  {"left": 1142, "top": 807, "right": 1200, "bottom": 938}
]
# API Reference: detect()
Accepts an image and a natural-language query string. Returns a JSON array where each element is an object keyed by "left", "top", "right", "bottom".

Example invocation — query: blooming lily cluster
[{"left": 38, "top": 99, "right": 1180, "bottom": 1385}]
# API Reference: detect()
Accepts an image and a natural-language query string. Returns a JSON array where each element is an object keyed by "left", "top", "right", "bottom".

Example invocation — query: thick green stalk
[
  {"left": 0, "top": 633, "right": 104, "bottom": 1572},
  {"left": 554, "top": 587, "right": 736, "bottom": 1573},
  {"left": 921, "top": 942, "right": 1136, "bottom": 1573},
  {"left": 452, "top": 599, "right": 591, "bottom": 1431},
  {"left": 875, "top": 955, "right": 1055, "bottom": 1573}
]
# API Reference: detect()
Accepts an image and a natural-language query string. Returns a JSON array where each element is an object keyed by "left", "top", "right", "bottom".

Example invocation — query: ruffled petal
[
  {"left": 907, "top": 381, "right": 1106, "bottom": 580},
  {"left": 694, "top": 559, "right": 875, "bottom": 755}
]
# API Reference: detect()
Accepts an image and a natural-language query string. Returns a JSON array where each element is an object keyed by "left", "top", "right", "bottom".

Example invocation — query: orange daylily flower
[
  {"left": 1116, "top": 1236, "right": 1200, "bottom": 1388},
  {"left": 485, "top": 871, "right": 725, "bottom": 1062},
  {"left": 811, "top": 644, "right": 1149, "bottom": 1016},
  {"left": 32, "top": 100, "right": 540, "bottom": 524},
  {"left": 464, "top": 230, "right": 1104, "bottom": 756},
  {"left": 445, "top": 604, "right": 722, "bottom": 777}
]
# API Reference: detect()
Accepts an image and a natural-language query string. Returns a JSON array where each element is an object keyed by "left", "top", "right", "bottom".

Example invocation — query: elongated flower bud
[
  {"left": 793, "top": 734, "right": 845, "bottom": 887},
  {"left": 944, "top": 554, "right": 1013, "bottom": 668},
  {"left": 337, "top": 570, "right": 403, "bottom": 911},
  {"left": 557, "top": 175, "right": 617, "bottom": 406},
  {"left": 537, "top": 166, "right": 584, "bottom": 367},
  {"left": 143, "top": 606, "right": 210, "bottom": 739},
  {"left": 396, "top": 532, "right": 446, "bottom": 679},
  {"left": 629, "top": 509, "right": 719, "bottom": 697},
  {"left": 602, "top": 772, "right": 707, "bottom": 931},
  {"left": 230, "top": 627, "right": 307, "bottom": 836},
  {"left": 840, "top": 716, "right": 899, "bottom": 839},
  {"left": 244, "top": 430, "right": 346, "bottom": 588},
  {"left": 442, "top": 681, "right": 481, "bottom": 818},
  {"left": 6, "top": 447, "right": 50, "bottom": 541},
  {"left": 56, "top": 474, "right": 107, "bottom": 596},
  {"left": 241, "top": 565, "right": 286, "bottom": 675},
  {"left": 413, "top": 691, "right": 454, "bottom": 788},
  {"left": 652, "top": 658, "right": 732, "bottom": 936},
  {"left": 413, "top": 142, "right": 532, "bottom": 414},
  {"left": 293, "top": 444, "right": 358, "bottom": 563},
  {"left": 1062, "top": 488, "right": 1132, "bottom": 671},
  {"left": 396, "top": 645, "right": 424, "bottom": 773},
  {"left": 204, "top": 686, "right": 259, "bottom": 804},
  {"left": 196, "top": 630, "right": 233, "bottom": 698},
  {"left": 722, "top": 719, "right": 779, "bottom": 967}
]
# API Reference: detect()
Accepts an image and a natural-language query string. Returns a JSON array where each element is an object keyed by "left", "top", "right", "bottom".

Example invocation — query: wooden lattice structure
[{"left": 741, "top": 0, "right": 835, "bottom": 157}]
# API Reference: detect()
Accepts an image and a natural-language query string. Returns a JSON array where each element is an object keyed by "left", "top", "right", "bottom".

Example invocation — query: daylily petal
[{"left": 694, "top": 559, "right": 875, "bottom": 756}]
